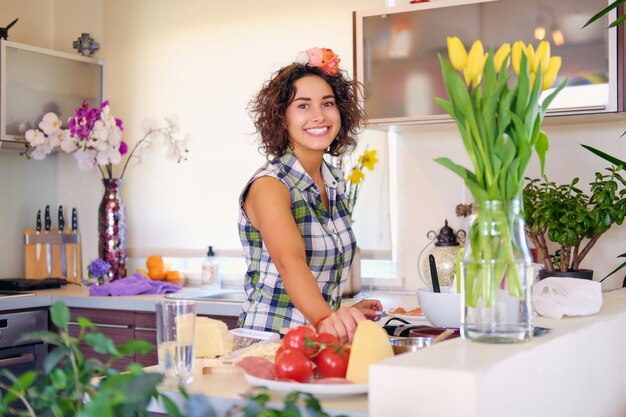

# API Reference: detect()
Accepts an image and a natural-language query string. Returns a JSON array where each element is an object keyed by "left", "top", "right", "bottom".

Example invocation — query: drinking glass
[{"left": 155, "top": 300, "right": 196, "bottom": 387}]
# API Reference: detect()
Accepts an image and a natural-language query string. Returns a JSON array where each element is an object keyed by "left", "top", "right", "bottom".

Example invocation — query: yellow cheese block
[
  {"left": 194, "top": 317, "right": 234, "bottom": 358},
  {"left": 346, "top": 320, "right": 394, "bottom": 384}
]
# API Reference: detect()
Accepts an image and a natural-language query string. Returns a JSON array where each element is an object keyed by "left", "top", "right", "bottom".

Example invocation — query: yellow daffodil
[
  {"left": 465, "top": 41, "right": 486, "bottom": 86},
  {"left": 359, "top": 149, "right": 379, "bottom": 171},
  {"left": 511, "top": 41, "right": 525, "bottom": 75},
  {"left": 347, "top": 167, "right": 365, "bottom": 185},
  {"left": 447, "top": 36, "right": 467, "bottom": 71},
  {"left": 494, "top": 43, "right": 511, "bottom": 72},
  {"left": 533, "top": 41, "right": 550, "bottom": 73},
  {"left": 542, "top": 56, "right": 561, "bottom": 91}
]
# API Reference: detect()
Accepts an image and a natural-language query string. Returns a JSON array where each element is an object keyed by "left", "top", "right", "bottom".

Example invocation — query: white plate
[
  {"left": 244, "top": 374, "right": 368, "bottom": 398},
  {"left": 384, "top": 311, "right": 428, "bottom": 323}
]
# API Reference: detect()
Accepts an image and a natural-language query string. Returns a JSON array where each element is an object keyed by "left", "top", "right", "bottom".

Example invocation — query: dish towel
[
  {"left": 89, "top": 272, "right": 181, "bottom": 296},
  {"left": 532, "top": 277, "right": 602, "bottom": 319}
]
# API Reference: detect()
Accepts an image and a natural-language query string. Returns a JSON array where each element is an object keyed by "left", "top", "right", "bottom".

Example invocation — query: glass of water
[{"left": 155, "top": 300, "right": 196, "bottom": 387}]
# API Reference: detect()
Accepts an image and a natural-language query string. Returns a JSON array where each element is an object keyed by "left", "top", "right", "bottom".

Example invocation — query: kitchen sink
[{"left": 165, "top": 288, "right": 247, "bottom": 303}]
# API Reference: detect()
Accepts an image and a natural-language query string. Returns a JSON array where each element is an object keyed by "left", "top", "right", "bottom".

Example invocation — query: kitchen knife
[
  {"left": 35, "top": 210, "right": 42, "bottom": 262},
  {"left": 44, "top": 205, "right": 52, "bottom": 277},
  {"left": 71, "top": 208, "right": 78, "bottom": 278},
  {"left": 58, "top": 206, "right": 67, "bottom": 278}
]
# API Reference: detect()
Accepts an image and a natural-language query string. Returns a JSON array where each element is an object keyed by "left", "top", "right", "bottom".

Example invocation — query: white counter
[{"left": 370, "top": 288, "right": 626, "bottom": 417}]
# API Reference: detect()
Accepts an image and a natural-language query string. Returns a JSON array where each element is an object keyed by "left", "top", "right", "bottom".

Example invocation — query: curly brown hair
[{"left": 248, "top": 64, "right": 367, "bottom": 157}]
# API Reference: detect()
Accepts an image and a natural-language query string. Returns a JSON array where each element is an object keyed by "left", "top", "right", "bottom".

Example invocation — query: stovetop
[
  {"left": 0, "top": 278, "right": 66, "bottom": 291},
  {"left": 0, "top": 290, "right": 35, "bottom": 299}
]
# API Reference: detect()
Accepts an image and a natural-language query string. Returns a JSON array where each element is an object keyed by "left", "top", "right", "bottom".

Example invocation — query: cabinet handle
[
  {"left": 68, "top": 321, "right": 130, "bottom": 329},
  {"left": 0, "top": 353, "right": 35, "bottom": 367},
  {"left": 135, "top": 327, "right": 156, "bottom": 332}
]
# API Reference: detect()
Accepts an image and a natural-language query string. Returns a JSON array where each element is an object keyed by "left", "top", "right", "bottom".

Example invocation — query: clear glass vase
[{"left": 461, "top": 199, "right": 533, "bottom": 343}]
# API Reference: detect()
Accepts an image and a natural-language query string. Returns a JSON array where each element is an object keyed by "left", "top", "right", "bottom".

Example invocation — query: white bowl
[{"left": 416, "top": 287, "right": 462, "bottom": 328}]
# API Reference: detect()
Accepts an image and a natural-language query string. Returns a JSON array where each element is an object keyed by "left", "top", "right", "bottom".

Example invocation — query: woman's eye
[
  {"left": 323, "top": 101, "right": 335, "bottom": 107},
  {"left": 297, "top": 104, "right": 308, "bottom": 109}
]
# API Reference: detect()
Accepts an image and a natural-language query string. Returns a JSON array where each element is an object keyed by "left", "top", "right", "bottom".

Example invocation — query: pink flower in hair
[
  {"left": 306, "top": 47, "right": 324, "bottom": 67},
  {"left": 295, "top": 47, "right": 342, "bottom": 76}
]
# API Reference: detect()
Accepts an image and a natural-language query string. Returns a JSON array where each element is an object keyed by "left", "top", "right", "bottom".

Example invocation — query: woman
[{"left": 238, "top": 47, "right": 382, "bottom": 343}]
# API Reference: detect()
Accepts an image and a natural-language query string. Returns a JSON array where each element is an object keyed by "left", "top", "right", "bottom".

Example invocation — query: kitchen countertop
[
  {"left": 5, "top": 284, "right": 623, "bottom": 416},
  {"left": 0, "top": 284, "right": 418, "bottom": 317}
]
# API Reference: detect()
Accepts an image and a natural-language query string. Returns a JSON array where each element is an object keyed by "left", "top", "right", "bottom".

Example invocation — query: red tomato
[
  {"left": 315, "top": 345, "right": 350, "bottom": 378},
  {"left": 314, "top": 333, "right": 340, "bottom": 346},
  {"left": 283, "top": 326, "right": 318, "bottom": 358},
  {"left": 274, "top": 345, "right": 287, "bottom": 363},
  {"left": 275, "top": 349, "right": 314, "bottom": 382}
]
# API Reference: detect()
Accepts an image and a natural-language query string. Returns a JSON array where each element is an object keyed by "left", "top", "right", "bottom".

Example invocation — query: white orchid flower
[
  {"left": 96, "top": 146, "right": 122, "bottom": 166},
  {"left": 60, "top": 131, "right": 78, "bottom": 153},
  {"left": 164, "top": 115, "right": 180, "bottom": 134},
  {"left": 73, "top": 148, "right": 97, "bottom": 172},
  {"left": 25, "top": 129, "right": 47, "bottom": 147},
  {"left": 38, "top": 112, "right": 63, "bottom": 135},
  {"left": 30, "top": 143, "right": 53, "bottom": 160},
  {"left": 47, "top": 129, "right": 66, "bottom": 148}
]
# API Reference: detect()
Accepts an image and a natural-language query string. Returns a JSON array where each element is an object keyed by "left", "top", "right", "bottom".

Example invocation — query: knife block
[{"left": 24, "top": 228, "right": 82, "bottom": 283}]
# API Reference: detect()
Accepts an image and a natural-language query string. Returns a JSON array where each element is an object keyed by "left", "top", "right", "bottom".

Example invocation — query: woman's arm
[{"left": 244, "top": 177, "right": 334, "bottom": 327}]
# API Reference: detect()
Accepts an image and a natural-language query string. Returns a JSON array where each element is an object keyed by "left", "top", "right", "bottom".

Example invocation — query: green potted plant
[
  {"left": 0, "top": 302, "right": 342, "bottom": 417},
  {"left": 0, "top": 301, "right": 183, "bottom": 417},
  {"left": 581, "top": 1, "right": 626, "bottom": 286},
  {"left": 523, "top": 166, "right": 626, "bottom": 280}
]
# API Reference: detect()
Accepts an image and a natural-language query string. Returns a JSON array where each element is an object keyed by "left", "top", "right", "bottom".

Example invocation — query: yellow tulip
[
  {"left": 525, "top": 44, "right": 535, "bottom": 73},
  {"left": 447, "top": 36, "right": 468, "bottom": 72},
  {"left": 529, "top": 73, "right": 536, "bottom": 89},
  {"left": 533, "top": 41, "right": 550, "bottom": 73},
  {"left": 494, "top": 43, "right": 511, "bottom": 71},
  {"left": 463, "top": 67, "right": 472, "bottom": 86},
  {"left": 466, "top": 41, "right": 486, "bottom": 84},
  {"left": 511, "top": 41, "right": 525, "bottom": 74},
  {"left": 542, "top": 56, "right": 562, "bottom": 90}
]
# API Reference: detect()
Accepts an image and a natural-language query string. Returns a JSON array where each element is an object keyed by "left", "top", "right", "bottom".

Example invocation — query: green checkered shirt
[{"left": 238, "top": 150, "right": 356, "bottom": 332}]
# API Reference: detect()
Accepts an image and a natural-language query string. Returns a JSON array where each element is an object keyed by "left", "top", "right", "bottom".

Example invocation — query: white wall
[{"left": 1, "top": 0, "right": 624, "bottom": 291}]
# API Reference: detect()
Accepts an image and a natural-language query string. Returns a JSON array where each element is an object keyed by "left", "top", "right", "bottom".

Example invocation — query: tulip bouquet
[{"left": 435, "top": 37, "right": 566, "bottom": 308}]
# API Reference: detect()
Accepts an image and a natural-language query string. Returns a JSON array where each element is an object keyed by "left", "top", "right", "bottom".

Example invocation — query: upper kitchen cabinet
[
  {"left": 0, "top": 40, "right": 103, "bottom": 149},
  {"left": 354, "top": 0, "right": 621, "bottom": 126}
]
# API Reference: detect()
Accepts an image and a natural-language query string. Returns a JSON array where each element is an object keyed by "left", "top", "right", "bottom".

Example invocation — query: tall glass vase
[
  {"left": 461, "top": 199, "right": 533, "bottom": 343},
  {"left": 98, "top": 178, "right": 127, "bottom": 281}
]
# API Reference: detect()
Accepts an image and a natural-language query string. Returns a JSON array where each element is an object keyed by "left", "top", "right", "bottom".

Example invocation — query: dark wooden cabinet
[{"left": 68, "top": 308, "right": 239, "bottom": 368}]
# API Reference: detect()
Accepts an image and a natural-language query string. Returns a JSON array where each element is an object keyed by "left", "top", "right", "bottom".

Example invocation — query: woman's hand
[
  {"left": 316, "top": 307, "right": 365, "bottom": 344},
  {"left": 316, "top": 299, "right": 383, "bottom": 343},
  {"left": 352, "top": 299, "right": 383, "bottom": 321}
]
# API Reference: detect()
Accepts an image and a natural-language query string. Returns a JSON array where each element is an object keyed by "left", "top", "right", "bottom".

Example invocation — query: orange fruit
[
  {"left": 146, "top": 255, "right": 164, "bottom": 269},
  {"left": 165, "top": 270, "right": 184, "bottom": 285},
  {"left": 148, "top": 265, "right": 166, "bottom": 280}
]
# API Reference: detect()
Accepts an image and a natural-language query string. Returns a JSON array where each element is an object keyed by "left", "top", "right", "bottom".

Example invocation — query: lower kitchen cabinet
[{"left": 68, "top": 308, "right": 239, "bottom": 368}]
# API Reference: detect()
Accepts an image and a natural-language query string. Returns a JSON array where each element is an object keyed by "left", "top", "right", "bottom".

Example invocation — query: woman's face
[{"left": 284, "top": 75, "right": 341, "bottom": 155}]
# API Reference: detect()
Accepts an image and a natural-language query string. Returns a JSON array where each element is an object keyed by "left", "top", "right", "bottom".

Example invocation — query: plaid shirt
[{"left": 237, "top": 150, "right": 356, "bottom": 332}]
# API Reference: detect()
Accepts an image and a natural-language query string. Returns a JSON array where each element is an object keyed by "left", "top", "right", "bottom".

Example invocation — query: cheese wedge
[
  {"left": 346, "top": 320, "right": 394, "bottom": 384},
  {"left": 194, "top": 317, "right": 234, "bottom": 358}
]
